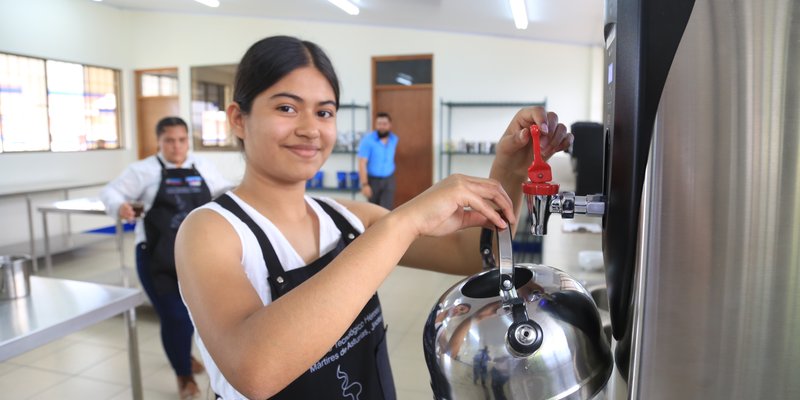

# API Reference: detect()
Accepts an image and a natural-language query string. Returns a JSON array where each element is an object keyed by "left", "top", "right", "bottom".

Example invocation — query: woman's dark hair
[
  {"left": 155, "top": 116, "right": 188, "bottom": 138},
  {"left": 234, "top": 36, "right": 340, "bottom": 115}
]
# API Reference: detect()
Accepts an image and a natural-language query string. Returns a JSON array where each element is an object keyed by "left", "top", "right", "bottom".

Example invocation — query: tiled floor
[{"left": 0, "top": 159, "right": 604, "bottom": 399}]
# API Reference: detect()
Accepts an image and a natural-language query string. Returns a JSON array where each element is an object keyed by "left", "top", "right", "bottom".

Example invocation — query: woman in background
[{"left": 101, "top": 116, "right": 232, "bottom": 399}]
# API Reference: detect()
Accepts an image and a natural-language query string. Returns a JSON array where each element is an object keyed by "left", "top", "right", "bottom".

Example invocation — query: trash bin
[{"left": 0, "top": 255, "right": 32, "bottom": 300}]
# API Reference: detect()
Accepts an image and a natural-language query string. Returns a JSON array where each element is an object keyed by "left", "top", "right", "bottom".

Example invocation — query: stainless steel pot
[
  {"left": 423, "top": 228, "right": 612, "bottom": 399},
  {"left": 0, "top": 255, "right": 32, "bottom": 300}
]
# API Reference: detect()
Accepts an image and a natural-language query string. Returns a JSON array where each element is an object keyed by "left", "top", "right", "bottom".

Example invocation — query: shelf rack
[
  {"left": 307, "top": 102, "right": 370, "bottom": 199},
  {"left": 438, "top": 99, "right": 547, "bottom": 180}
]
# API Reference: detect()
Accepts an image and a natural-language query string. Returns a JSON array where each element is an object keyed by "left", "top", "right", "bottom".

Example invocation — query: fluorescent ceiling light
[
  {"left": 509, "top": 0, "right": 528, "bottom": 30},
  {"left": 193, "top": 0, "right": 220, "bottom": 8},
  {"left": 395, "top": 73, "right": 413, "bottom": 86},
  {"left": 328, "top": 0, "right": 360, "bottom": 16}
]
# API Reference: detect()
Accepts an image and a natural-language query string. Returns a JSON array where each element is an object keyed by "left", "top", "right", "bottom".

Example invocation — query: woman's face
[
  {"left": 158, "top": 125, "right": 190, "bottom": 166},
  {"left": 233, "top": 66, "right": 337, "bottom": 185}
]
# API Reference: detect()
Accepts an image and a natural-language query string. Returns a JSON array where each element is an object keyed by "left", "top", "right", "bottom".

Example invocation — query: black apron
[
  {"left": 144, "top": 157, "right": 211, "bottom": 295},
  {"left": 215, "top": 194, "right": 396, "bottom": 400}
]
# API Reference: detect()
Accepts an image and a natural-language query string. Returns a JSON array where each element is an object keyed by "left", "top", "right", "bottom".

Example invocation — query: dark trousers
[
  {"left": 368, "top": 174, "right": 396, "bottom": 209},
  {"left": 136, "top": 243, "right": 194, "bottom": 376}
]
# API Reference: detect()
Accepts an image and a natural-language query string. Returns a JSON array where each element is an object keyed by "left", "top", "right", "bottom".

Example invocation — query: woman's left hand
[{"left": 492, "top": 106, "right": 573, "bottom": 180}]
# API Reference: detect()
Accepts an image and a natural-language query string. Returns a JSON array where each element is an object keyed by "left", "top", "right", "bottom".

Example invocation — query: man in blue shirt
[{"left": 357, "top": 112, "right": 398, "bottom": 209}]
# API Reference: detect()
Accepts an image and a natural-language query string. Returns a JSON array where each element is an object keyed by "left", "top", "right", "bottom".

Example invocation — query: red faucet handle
[
  {"left": 528, "top": 124, "right": 552, "bottom": 183},
  {"left": 522, "top": 124, "right": 559, "bottom": 196}
]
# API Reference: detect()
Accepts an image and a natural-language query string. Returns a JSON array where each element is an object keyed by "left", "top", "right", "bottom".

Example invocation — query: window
[
  {"left": 191, "top": 64, "right": 237, "bottom": 150},
  {"left": 0, "top": 52, "right": 121, "bottom": 153},
  {"left": 140, "top": 72, "right": 178, "bottom": 97},
  {"left": 0, "top": 54, "right": 49, "bottom": 152},
  {"left": 375, "top": 57, "right": 433, "bottom": 86}
]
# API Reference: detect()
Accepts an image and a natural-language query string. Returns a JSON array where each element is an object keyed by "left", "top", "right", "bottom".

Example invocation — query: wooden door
[
  {"left": 372, "top": 55, "right": 433, "bottom": 208},
  {"left": 135, "top": 69, "right": 179, "bottom": 160}
]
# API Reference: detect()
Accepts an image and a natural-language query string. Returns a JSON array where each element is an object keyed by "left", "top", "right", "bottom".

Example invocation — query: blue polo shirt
[{"left": 357, "top": 131, "right": 398, "bottom": 178}]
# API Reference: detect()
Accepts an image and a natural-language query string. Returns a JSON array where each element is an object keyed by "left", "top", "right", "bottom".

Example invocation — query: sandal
[
  {"left": 177, "top": 375, "right": 200, "bottom": 400},
  {"left": 191, "top": 355, "right": 205, "bottom": 375}
]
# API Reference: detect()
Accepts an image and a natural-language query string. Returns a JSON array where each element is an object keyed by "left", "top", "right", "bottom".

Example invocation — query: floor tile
[
  {"left": 80, "top": 350, "right": 169, "bottom": 386},
  {"left": 28, "top": 375, "right": 127, "bottom": 400},
  {"left": 0, "top": 366, "right": 70, "bottom": 399},
  {"left": 0, "top": 362, "right": 17, "bottom": 377},
  {"left": 4, "top": 336, "right": 79, "bottom": 366},
  {"left": 26, "top": 342, "right": 121, "bottom": 375}
]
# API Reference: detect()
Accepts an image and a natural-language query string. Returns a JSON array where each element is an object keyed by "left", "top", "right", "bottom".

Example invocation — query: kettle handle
[
  {"left": 479, "top": 226, "right": 519, "bottom": 303},
  {"left": 495, "top": 226, "right": 519, "bottom": 304}
]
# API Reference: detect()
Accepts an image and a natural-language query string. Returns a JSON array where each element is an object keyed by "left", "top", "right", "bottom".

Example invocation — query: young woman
[{"left": 175, "top": 35, "right": 572, "bottom": 400}]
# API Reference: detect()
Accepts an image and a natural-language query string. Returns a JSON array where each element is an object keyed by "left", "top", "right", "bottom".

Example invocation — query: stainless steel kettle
[{"left": 423, "top": 227, "right": 612, "bottom": 399}]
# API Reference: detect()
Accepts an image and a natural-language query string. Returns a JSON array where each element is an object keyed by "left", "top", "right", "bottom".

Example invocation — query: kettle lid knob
[{"left": 507, "top": 319, "right": 543, "bottom": 356}]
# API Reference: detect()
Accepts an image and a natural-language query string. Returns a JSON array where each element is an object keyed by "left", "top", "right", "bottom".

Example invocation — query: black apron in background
[
  {"left": 144, "top": 157, "right": 211, "bottom": 295},
  {"left": 215, "top": 194, "right": 396, "bottom": 400}
]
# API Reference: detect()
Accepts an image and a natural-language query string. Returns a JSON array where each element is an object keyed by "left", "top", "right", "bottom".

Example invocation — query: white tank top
[{"left": 181, "top": 192, "right": 365, "bottom": 399}]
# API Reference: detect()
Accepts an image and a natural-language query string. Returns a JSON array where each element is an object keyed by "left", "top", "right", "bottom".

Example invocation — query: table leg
[
  {"left": 125, "top": 307, "right": 143, "bottom": 400},
  {"left": 116, "top": 219, "right": 129, "bottom": 288},
  {"left": 26, "top": 195, "right": 37, "bottom": 273},
  {"left": 64, "top": 189, "right": 73, "bottom": 248},
  {"left": 42, "top": 211, "right": 52, "bottom": 275}
]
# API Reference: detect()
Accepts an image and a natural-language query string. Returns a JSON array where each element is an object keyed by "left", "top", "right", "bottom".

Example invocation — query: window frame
[
  {"left": 190, "top": 64, "right": 238, "bottom": 152},
  {"left": 0, "top": 51, "right": 123, "bottom": 154}
]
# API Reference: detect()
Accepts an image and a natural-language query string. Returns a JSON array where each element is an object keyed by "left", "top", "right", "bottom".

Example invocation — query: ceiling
[{"left": 95, "top": 0, "right": 605, "bottom": 47}]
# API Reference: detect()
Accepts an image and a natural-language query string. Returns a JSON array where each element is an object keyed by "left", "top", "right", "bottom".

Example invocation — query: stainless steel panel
[{"left": 633, "top": 0, "right": 800, "bottom": 398}]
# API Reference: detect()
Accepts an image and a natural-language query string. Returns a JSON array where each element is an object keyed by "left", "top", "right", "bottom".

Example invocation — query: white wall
[{"left": 0, "top": 0, "right": 603, "bottom": 248}]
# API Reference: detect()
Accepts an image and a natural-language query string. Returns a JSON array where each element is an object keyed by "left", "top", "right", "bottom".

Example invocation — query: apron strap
[
  {"left": 311, "top": 198, "right": 360, "bottom": 243},
  {"left": 213, "top": 194, "right": 286, "bottom": 291}
]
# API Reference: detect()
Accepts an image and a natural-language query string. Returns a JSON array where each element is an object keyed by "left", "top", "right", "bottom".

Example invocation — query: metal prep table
[
  {"left": 0, "top": 276, "right": 145, "bottom": 399},
  {"left": 0, "top": 181, "right": 107, "bottom": 271},
  {"left": 38, "top": 197, "right": 127, "bottom": 281}
]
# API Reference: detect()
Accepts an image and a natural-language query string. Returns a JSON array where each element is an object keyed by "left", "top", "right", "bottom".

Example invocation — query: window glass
[
  {"left": 84, "top": 66, "right": 120, "bottom": 149},
  {"left": 375, "top": 58, "right": 432, "bottom": 86},
  {"left": 47, "top": 60, "right": 87, "bottom": 151},
  {"left": 191, "top": 65, "right": 237, "bottom": 149},
  {"left": 0, "top": 54, "right": 49, "bottom": 152},
  {"left": 140, "top": 73, "right": 178, "bottom": 97}
]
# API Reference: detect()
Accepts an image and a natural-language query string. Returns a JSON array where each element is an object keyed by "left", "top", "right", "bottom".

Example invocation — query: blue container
[
  {"left": 349, "top": 172, "right": 360, "bottom": 189},
  {"left": 312, "top": 171, "right": 324, "bottom": 188},
  {"left": 336, "top": 171, "right": 348, "bottom": 189}
]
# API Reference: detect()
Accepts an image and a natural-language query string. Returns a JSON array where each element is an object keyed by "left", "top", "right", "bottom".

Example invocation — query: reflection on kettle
[
  {"left": 472, "top": 346, "right": 490, "bottom": 387},
  {"left": 423, "top": 227, "right": 612, "bottom": 399}
]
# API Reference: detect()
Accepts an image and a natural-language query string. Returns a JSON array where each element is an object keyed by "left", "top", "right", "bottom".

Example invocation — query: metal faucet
[{"left": 522, "top": 125, "right": 605, "bottom": 236}]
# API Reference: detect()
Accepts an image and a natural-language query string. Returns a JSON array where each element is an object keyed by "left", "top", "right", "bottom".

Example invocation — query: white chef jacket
[{"left": 99, "top": 152, "right": 234, "bottom": 244}]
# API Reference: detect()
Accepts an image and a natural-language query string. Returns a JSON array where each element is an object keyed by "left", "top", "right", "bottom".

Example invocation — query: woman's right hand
[
  {"left": 391, "top": 174, "right": 516, "bottom": 238},
  {"left": 118, "top": 202, "right": 136, "bottom": 221}
]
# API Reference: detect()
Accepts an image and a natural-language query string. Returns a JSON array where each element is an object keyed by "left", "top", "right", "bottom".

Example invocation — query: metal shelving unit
[
  {"left": 308, "top": 102, "right": 370, "bottom": 199},
  {"left": 438, "top": 99, "right": 547, "bottom": 180}
]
